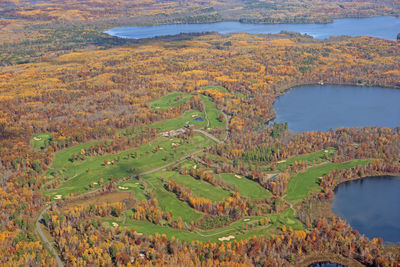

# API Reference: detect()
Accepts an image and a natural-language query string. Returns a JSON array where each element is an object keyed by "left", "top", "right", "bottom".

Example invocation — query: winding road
[{"left": 36, "top": 206, "right": 64, "bottom": 267}]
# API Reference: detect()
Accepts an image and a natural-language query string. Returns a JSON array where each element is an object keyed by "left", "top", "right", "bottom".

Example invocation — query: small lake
[
  {"left": 105, "top": 16, "right": 400, "bottom": 40},
  {"left": 331, "top": 176, "right": 400, "bottom": 244},
  {"left": 271, "top": 85, "right": 400, "bottom": 132}
]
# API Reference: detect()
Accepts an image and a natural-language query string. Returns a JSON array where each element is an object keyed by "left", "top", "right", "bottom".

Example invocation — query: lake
[
  {"left": 331, "top": 176, "right": 400, "bottom": 244},
  {"left": 105, "top": 16, "right": 400, "bottom": 40},
  {"left": 271, "top": 85, "right": 400, "bottom": 132}
]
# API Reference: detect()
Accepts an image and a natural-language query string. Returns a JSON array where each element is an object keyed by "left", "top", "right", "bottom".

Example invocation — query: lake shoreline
[
  {"left": 270, "top": 83, "right": 400, "bottom": 132},
  {"left": 296, "top": 252, "right": 364, "bottom": 267},
  {"left": 331, "top": 174, "right": 400, "bottom": 246},
  {"left": 104, "top": 16, "right": 400, "bottom": 40}
]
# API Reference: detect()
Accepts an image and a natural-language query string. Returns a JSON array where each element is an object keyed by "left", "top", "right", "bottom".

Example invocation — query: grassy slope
[
  {"left": 144, "top": 172, "right": 203, "bottom": 222},
  {"left": 161, "top": 171, "right": 232, "bottom": 202},
  {"left": 275, "top": 148, "right": 336, "bottom": 172},
  {"left": 31, "top": 133, "right": 52, "bottom": 151},
  {"left": 150, "top": 110, "right": 206, "bottom": 131},
  {"left": 44, "top": 94, "right": 225, "bottom": 198},
  {"left": 219, "top": 173, "right": 271, "bottom": 200},
  {"left": 106, "top": 208, "right": 302, "bottom": 242},
  {"left": 46, "top": 134, "right": 215, "bottom": 197},
  {"left": 285, "top": 159, "right": 372, "bottom": 203},
  {"left": 117, "top": 179, "right": 147, "bottom": 201},
  {"left": 150, "top": 92, "right": 192, "bottom": 110},
  {"left": 201, "top": 95, "right": 225, "bottom": 130}
]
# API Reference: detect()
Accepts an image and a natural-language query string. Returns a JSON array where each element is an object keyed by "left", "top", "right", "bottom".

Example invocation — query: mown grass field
[
  {"left": 150, "top": 110, "right": 206, "bottom": 131},
  {"left": 43, "top": 94, "right": 225, "bottom": 201},
  {"left": 285, "top": 159, "right": 373, "bottom": 203},
  {"left": 274, "top": 147, "right": 336, "bottom": 171},
  {"left": 218, "top": 173, "right": 271, "bottom": 200},
  {"left": 201, "top": 95, "right": 225, "bottom": 130},
  {"left": 162, "top": 171, "right": 232, "bottom": 202},
  {"left": 142, "top": 171, "right": 204, "bottom": 222},
  {"left": 45, "top": 134, "right": 215, "bottom": 198},
  {"left": 117, "top": 179, "right": 147, "bottom": 201},
  {"left": 31, "top": 132, "right": 52, "bottom": 151},
  {"left": 104, "top": 208, "right": 302, "bottom": 242},
  {"left": 150, "top": 92, "right": 192, "bottom": 110}
]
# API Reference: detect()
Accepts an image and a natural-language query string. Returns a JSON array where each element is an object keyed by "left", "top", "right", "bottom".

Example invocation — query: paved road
[
  {"left": 193, "top": 129, "right": 222, "bottom": 144},
  {"left": 221, "top": 110, "right": 230, "bottom": 142},
  {"left": 36, "top": 206, "right": 64, "bottom": 267}
]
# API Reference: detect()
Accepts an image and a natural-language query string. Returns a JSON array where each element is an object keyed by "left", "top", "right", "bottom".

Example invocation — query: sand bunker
[
  {"left": 118, "top": 186, "right": 128, "bottom": 190},
  {"left": 277, "top": 160, "right": 286, "bottom": 163},
  {"left": 54, "top": 195, "right": 62, "bottom": 200},
  {"left": 33, "top": 137, "right": 42, "bottom": 141},
  {"left": 218, "top": 235, "right": 235, "bottom": 241},
  {"left": 112, "top": 222, "right": 119, "bottom": 227},
  {"left": 324, "top": 150, "right": 329, "bottom": 153},
  {"left": 243, "top": 219, "right": 250, "bottom": 222},
  {"left": 235, "top": 174, "right": 241, "bottom": 179},
  {"left": 193, "top": 165, "right": 197, "bottom": 169}
]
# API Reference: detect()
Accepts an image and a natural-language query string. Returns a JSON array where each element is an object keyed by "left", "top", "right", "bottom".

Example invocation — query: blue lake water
[
  {"left": 332, "top": 176, "right": 400, "bottom": 244},
  {"left": 105, "top": 16, "right": 400, "bottom": 40},
  {"left": 272, "top": 85, "right": 400, "bottom": 132}
]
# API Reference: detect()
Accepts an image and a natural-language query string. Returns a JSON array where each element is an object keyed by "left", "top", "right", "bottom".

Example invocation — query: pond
[
  {"left": 331, "top": 176, "right": 400, "bottom": 244},
  {"left": 105, "top": 16, "right": 400, "bottom": 40},
  {"left": 271, "top": 85, "right": 400, "bottom": 132},
  {"left": 193, "top": 117, "right": 204, "bottom": 122}
]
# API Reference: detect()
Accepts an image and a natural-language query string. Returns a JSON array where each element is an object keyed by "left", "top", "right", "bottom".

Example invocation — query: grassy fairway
[
  {"left": 150, "top": 92, "right": 192, "bottom": 110},
  {"left": 201, "top": 95, "right": 225, "bottom": 129},
  {"left": 143, "top": 172, "right": 204, "bottom": 222},
  {"left": 161, "top": 171, "right": 232, "bottom": 202},
  {"left": 46, "top": 134, "right": 215, "bottom": 198},
  {"left": 150, "top": 110, "right": 207, "bottom": 131},
  {"left": 107, "top": 216, "right": 265, "bottom": 242},
  {"left": 219, "top": 173, "right": 271, "bottom": 200},
  {"left": 275, "top": 148, "right": 336, "bottom": 171},
  {"left": 117, "top": 179, "right": 147, "bottom": 201},
  {"left": 285, "top": 159, "right": 372, "bottom": 203},
  {"left": 31, "top": 133, "right": 52, "bottom": 151},
  {"left": 150, "top": 95, "right": 225, "bottom": 132},
  {"left": 105, "top": 208, "right": 302, "bottom": 242}
]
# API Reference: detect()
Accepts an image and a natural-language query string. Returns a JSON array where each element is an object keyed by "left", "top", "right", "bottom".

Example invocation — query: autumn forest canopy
[{"left": 0, "top": 1, "right": 400, "bottom": 266}]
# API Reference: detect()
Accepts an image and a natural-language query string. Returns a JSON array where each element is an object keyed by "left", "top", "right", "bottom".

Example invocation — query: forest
[{"left": 1, "top": 1, "right": 400, "bottom": 266}]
